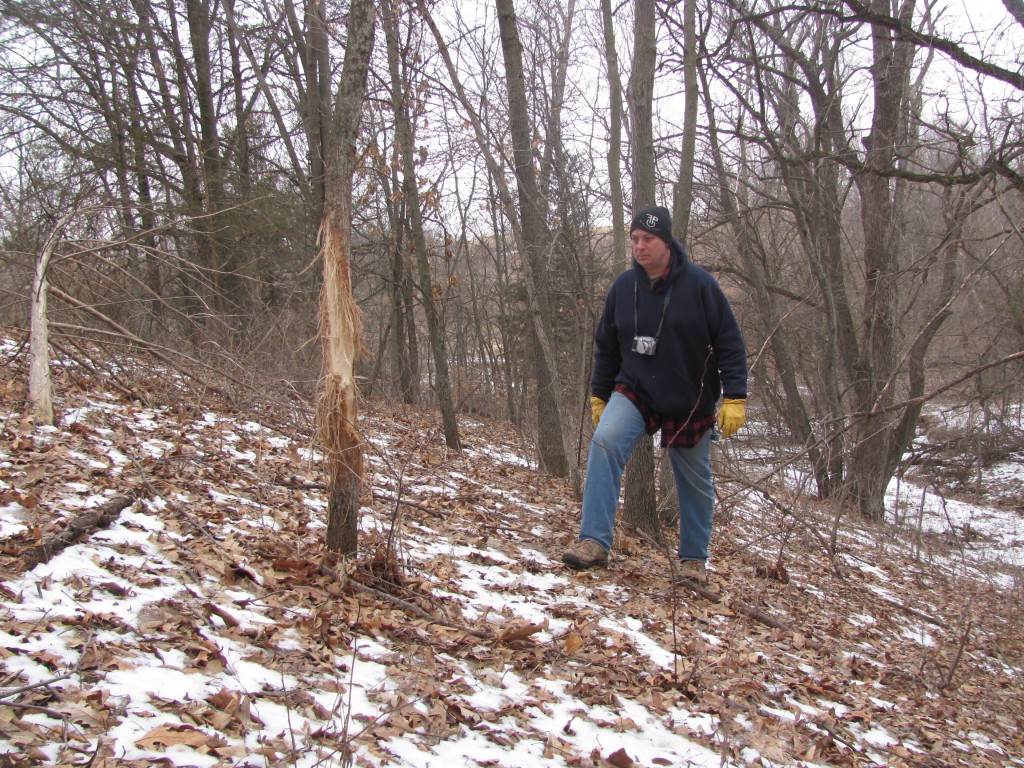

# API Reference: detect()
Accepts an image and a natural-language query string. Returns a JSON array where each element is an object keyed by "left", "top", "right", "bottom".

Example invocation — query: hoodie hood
[{"left": 631, "top": 237, "right": 690, "bottom": 277}]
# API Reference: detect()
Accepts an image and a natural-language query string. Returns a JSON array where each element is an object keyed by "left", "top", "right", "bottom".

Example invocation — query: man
[{"left": 562, "top": 205, "right": 748, "bottom": 585}]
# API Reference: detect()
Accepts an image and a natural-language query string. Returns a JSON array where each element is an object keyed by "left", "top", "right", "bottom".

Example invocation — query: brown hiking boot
[
  {"left": 677, "top": 559, "right": 708, "bottom": 586},
  {"left": 562, "top": 539, "right": 609, "bottom": 570}
]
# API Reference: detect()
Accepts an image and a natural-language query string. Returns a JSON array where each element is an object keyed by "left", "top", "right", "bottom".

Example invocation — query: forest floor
[{"left": 0, "top": 340, "right": 1023, "bottom": 767}]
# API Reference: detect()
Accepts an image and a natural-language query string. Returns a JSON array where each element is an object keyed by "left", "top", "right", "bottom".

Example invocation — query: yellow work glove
[
  {"left": 717, "top": 398, "right": 746, "bottom": 438},
  {"left": 590, "top": 396, "right": 607, "bottom": 428}
]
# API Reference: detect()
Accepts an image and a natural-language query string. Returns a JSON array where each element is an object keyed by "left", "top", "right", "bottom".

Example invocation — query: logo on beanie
[{"left": 644, "top": 214, "right": 659, "bottom": 227}]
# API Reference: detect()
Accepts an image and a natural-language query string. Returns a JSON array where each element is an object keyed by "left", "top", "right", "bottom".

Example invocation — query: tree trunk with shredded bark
[{"left": 317, "top": 0, "right": 376, "bottom": 555}]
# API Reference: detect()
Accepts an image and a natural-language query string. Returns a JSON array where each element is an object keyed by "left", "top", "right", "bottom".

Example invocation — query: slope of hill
[{"left": 0, "top": 339, "right": 1022, "bottom": 767}]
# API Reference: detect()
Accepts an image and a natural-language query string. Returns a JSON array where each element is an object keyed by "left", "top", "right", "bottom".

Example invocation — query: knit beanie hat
[{"left": 630, "top": 205, "right": 673, "bottom": 246}]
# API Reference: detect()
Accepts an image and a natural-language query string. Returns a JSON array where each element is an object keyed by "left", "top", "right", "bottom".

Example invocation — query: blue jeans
[{"left": 579, "top": 392, "right": 715, "bottom": 560}]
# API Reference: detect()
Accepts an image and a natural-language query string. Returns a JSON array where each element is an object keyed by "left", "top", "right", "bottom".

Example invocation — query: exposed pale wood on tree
[
  {"left": 317, "top": 0, "right": 376, "bottom": 555},
  {"left": 318, "top": 220, "right": 365, "bottom": 554},
  {"left": 26, "top": 211, "right": 80, "bottom": 426}
]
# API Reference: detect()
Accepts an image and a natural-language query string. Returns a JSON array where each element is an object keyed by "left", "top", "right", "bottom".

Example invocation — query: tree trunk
[
  {"left": 847, "top": 1, "right": 917, "bottom": 521},
  {"left": 305, "top": 0, "right": 331, "bottom": 222},
  {"left": 387, "top": 211, "right": 419, "bottom": 405},
  {"left": 381, "top": 0, "right": 460, "bottom": 449},
  {"left": 600, "top": 0, "right": 627, "bottom": 263},
  {"left": 377, "top": 140, "right": 420, "bottom": 405},
  {"left": 622, "top": 0, "right": 659, "bottom": 540},
  {"left": 658, "top": 0, "right": 702, "bottom": 523},
  {"left": 185, "top": 0, "right": 232, "bottom": 314},
  {"left": 318, "top": 0, "right": 376, "bottom": 555},
  {"left": 27, "top": 216, "right": 72, "bottom": 426},
  {"left": 1004, "top": 0, "right": 1024, "bottom": 27},
  {"left": 627, "top": 0, "right": 657, "bottom": 207},
  {"left": 494, "top": 0, "right": 578, "bottom": 489},
  {"left": 671, "top": 0, "right": 698, "bottom": 243}
]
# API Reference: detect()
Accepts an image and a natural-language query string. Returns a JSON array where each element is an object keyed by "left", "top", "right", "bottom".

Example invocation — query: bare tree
[
  {"left": 669, "top": 0, "right": 699, "bottom": 243},
  {"left": 703, "top": 5, "right": 847, "bottom": 499},
  {"left": 622, "top": 0, "right": 660, "bottom": 540},
  {"left": 600, "top": 0, "right": 627, "bottom": 262},
  {"left": 26, "top": 213, "right": 78, "bottom": 426},
  {"left": 380, "top": 0, "right": 460, "bottom": 448},
  {"left": 699, "top": 0, "right": 1021, "bottom": 521},
  {"left": 411, "top": 0, "right": 580, "bottom": 486},
  {"left": 318, "top": 0, "right": 377, "bottom": 555},
  {"left": 494, "top": 0, "right": 576, "bottom": 481},
  {"left": 844, "top": 0, "right": 921, "bottom": 520}
]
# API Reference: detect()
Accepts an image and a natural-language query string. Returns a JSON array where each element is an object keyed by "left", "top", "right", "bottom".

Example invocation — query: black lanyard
[{"left": 634, "top": 277, "right": 672, "bottom": 340}]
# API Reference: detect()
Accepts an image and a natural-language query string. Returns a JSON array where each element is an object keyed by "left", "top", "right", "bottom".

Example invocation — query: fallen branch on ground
[
  {"left": 674, "top": 577, "right": 792, "bottom": 631},
  {"left": 317, "top": 560, "right": 494, "bottom": 640},
  {"left": 22, "top": 496, "right": 135, "bottom": 569}
]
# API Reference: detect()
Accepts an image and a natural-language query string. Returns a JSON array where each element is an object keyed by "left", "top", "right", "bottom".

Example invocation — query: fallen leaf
[
  {"left": 564, "top": 631, "right": 583, "bottom": 654},
  {"left": 606, "top": 747, "right": 634, "bottom": 767},
  {"left": 497, "top": 618, "right": 547, "bottom": 644},
  {"left": 135, "top": 724, "right": 214, "bottom": 750}
]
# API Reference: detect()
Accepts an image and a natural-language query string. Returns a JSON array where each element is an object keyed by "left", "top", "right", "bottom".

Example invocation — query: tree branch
[{"left": 838, "top": 0, "right": 1024, "bottom": 91}]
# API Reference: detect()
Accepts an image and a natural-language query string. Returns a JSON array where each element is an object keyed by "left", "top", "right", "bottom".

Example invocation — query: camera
[{"left": 632, "top": 336, "right": 658, "bottom": 356}]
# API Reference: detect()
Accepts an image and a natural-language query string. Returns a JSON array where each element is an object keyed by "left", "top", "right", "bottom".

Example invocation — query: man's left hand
[{"left": 717, "top": 398, "right": 746, "bottom": 438}]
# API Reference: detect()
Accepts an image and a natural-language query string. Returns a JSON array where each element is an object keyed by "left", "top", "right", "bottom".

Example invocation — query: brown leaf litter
[{"left": 0, "top": 351, "right": 1022, "bottom": 767}]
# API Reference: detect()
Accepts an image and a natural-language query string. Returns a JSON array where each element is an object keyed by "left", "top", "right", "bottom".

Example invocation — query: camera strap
[{"left": 634, "top": 278, "right": 672, "bottom": 342}]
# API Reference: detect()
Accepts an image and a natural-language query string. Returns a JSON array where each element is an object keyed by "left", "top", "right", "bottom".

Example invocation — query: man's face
[{"left": 631, "top": 231, "right": 671, "bottom": 277}]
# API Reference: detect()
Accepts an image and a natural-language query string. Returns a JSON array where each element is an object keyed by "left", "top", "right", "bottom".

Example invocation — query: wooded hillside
[
  {"left": 1, "top": 9, "right": 1023, "bottom": 763},
  {"left": 0, "top": 339, "right": 1022, "bottom": 766}
]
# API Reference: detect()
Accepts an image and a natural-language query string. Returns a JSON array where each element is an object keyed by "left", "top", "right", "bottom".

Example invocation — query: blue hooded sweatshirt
[{"left": 591, "top": 239, "right": 748, "bottom": 419}]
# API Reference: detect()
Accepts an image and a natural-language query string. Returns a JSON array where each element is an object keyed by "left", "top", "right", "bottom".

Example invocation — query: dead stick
[
  {"left": 0, "top": 635, "right": 94, "bottom": 700},
  {"left": 878, "top": 593, "right": 943, "bottom": 627},
  {"left": 942, "top": 618, "right": 973, "bottom": 691},
  {"left": 130, "top": 454, "right": 224, "bottom": 549},
  {"left": 22, "top": 496, "right": 135, "bottom": 569},
  {"left": 317, "top": 562, "right": 492, "bottom": 640},
  {"left": 673, "top": 579, "right": 792, "bottom": 631}
]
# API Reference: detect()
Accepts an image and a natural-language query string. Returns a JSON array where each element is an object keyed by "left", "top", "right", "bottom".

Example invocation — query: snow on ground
[{"left": 1, "top": 340, "right": 1022, "bottom": 767}]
